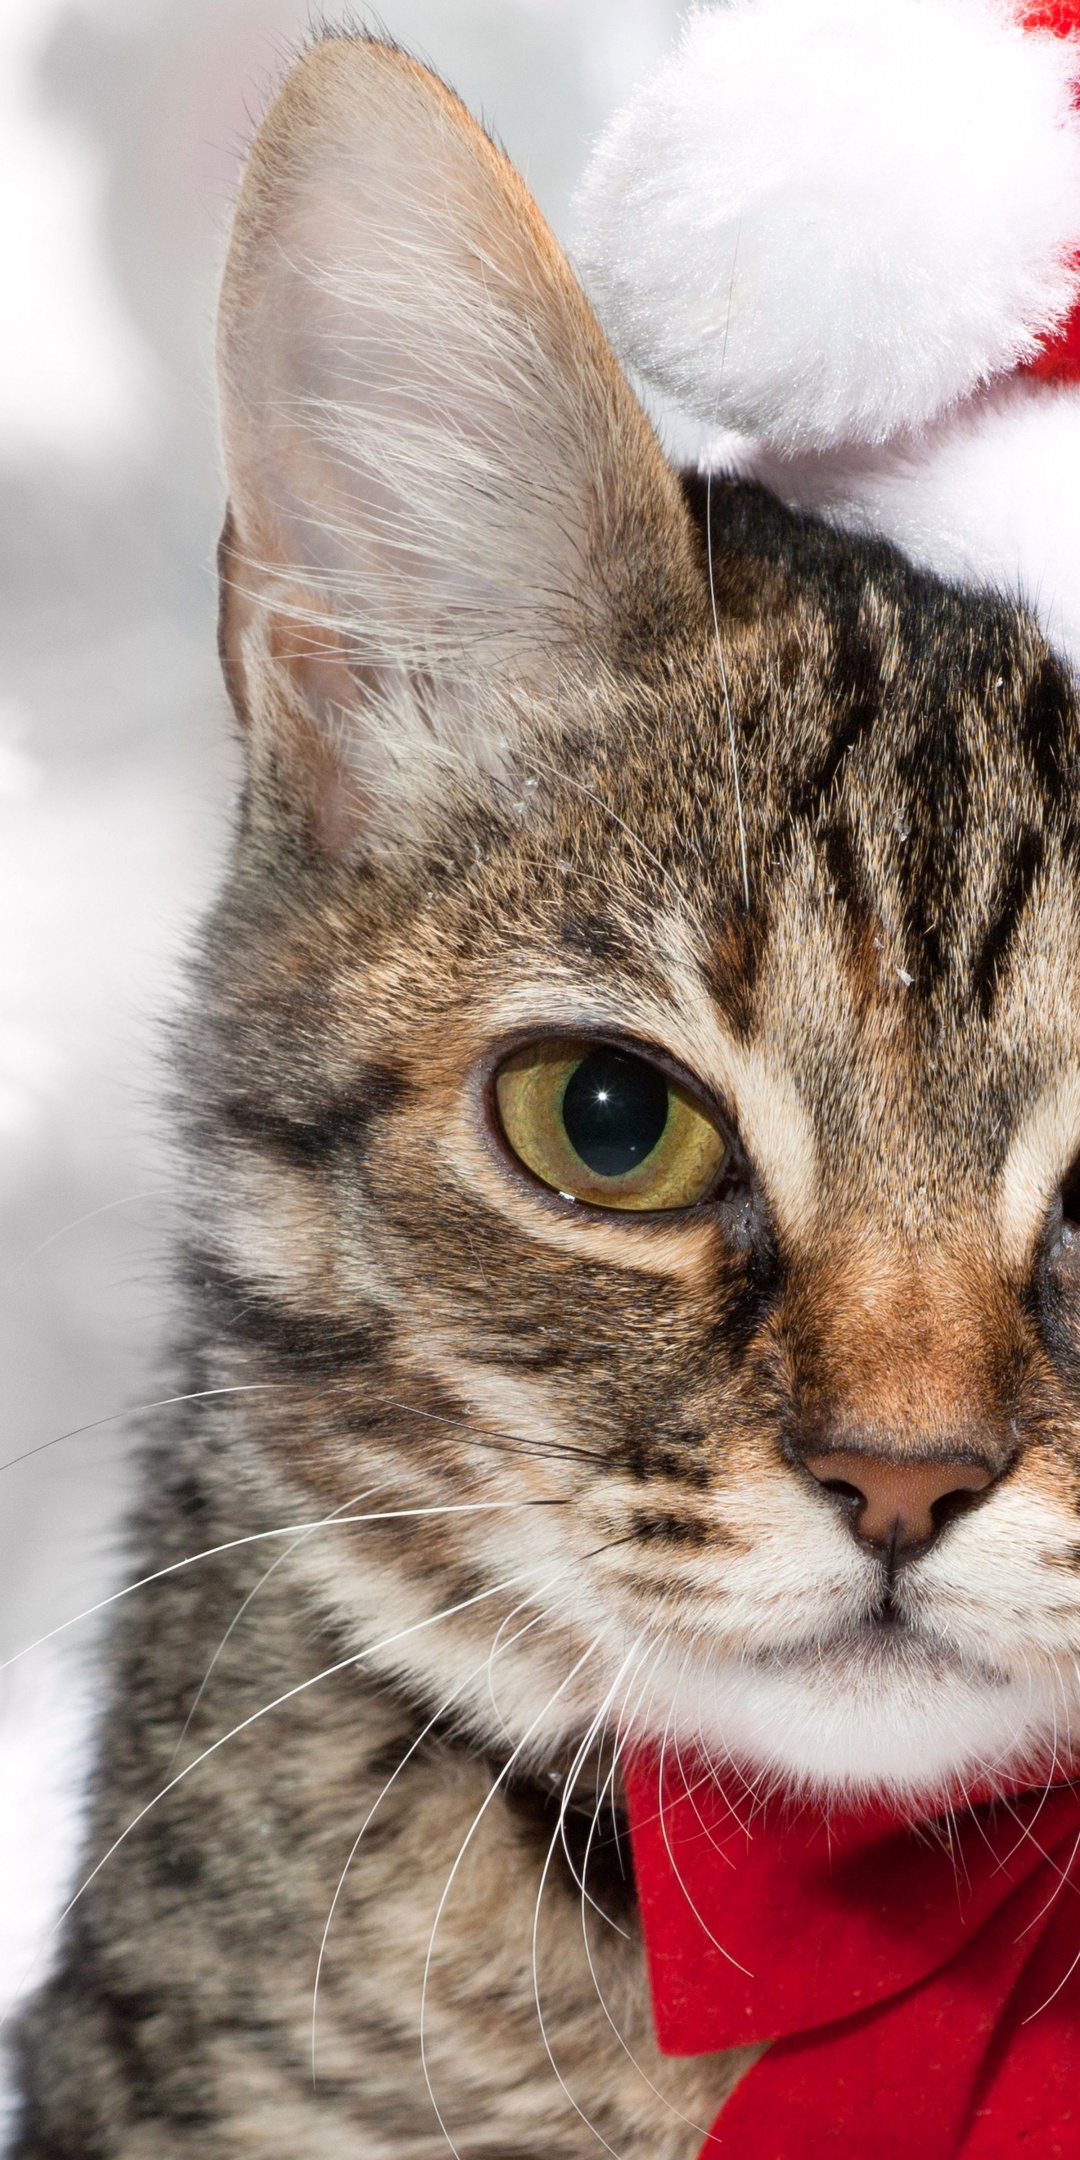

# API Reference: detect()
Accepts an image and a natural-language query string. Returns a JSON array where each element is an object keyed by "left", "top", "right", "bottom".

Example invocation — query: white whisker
[
  {"left": 0, "top": 1497, "right": 564, "bottom": 1676},
  {"left": 167, "top": 1480, "right": 397, "bottom": 1774},
  {"left": 418, "top": 1628, "right": 609, "bottom": 2160},
  {"left": 524, "top": 1635, "right": 710, "bottom": 2160},
  {"left": 3, "top": 1188, "right": 168, "bottom": 1285},
  {"left": 567, "top": 1647, "right": 717, "bottom": 2145},
  {"left": 0, "top": 1383, "right": 277, "bottom": 1478},
  {"left": 309, "top": 1579, "right": 572, "bottom": 2087},
  {"left": 0, "top": 1562, "right": 565, "bottom": 2031}
]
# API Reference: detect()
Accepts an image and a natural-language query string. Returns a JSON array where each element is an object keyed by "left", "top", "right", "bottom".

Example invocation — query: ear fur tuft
[{"left": 216, "top": 33, "right": 700, "bottom": 857}]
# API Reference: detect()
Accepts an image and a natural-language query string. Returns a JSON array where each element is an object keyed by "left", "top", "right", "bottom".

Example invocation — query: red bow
[{"left": 625, "top": 1755, "right": 1080, "bottom": 2156}]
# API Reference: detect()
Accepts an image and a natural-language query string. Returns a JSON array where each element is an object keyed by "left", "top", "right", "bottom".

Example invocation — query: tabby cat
[{"left": 14, "top": 30, "right": 1080, "bottom": 2157}]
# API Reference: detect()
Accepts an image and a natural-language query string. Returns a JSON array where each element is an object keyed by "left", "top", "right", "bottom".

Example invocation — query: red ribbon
[{"left": 624, "top": 1754, "right": 1080, "bottom": 2156}]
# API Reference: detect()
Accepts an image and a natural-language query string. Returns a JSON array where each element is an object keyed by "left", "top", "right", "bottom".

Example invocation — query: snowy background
[{"left": 0, "top": 0, "right": 688, "bottom": 2134}]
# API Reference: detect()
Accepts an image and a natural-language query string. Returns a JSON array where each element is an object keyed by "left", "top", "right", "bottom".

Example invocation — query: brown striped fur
[{"left": 16, "top": 32, "right": 1080, "bottom": 2157}]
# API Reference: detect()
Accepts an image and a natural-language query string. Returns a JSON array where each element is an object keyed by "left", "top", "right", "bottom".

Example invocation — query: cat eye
[{"left": 493, "top": 1040, "right": 731, "bottom": 1211}]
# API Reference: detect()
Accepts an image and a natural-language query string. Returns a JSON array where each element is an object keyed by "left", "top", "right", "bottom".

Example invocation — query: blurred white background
[{"left": 0, "top": 0, "right": 688, "bottom": 2135}]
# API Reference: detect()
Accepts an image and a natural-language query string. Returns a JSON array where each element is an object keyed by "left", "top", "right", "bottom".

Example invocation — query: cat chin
[{"left": 636, "top": 1632, "right": 1080, "bottom": 1806}]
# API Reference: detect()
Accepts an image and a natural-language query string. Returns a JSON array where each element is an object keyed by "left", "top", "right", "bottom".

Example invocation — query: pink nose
[{"left": 803, "top": 1450, "right": 995, "bottom": 1553}]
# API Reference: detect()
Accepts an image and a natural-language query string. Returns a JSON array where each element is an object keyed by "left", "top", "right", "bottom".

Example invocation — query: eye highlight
[{"left": 494, "top": 1040, "right": 730, "bottom": 1211}]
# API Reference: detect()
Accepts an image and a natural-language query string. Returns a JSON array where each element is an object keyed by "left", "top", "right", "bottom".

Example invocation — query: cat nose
[{"left": 803, "top": 1450, "right": 996, "bottom": 1555}]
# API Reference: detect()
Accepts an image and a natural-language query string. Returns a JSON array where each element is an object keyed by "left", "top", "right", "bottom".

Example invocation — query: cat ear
[{"left": 216, "top": 34, "right": 701, "bottom": 856}]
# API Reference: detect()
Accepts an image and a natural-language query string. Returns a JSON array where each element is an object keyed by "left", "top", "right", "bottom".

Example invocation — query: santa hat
[{"left": 576, "top": 0, "right": 1080, "bottom": 670}]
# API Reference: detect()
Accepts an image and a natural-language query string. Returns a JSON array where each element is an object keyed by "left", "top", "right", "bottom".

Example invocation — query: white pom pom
[{"left": 577, "top": 0, "right": 1080, "bottom": 453}]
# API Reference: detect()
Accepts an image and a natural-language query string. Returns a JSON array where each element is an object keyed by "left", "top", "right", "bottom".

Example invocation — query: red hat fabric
[
  {"left": 1024, "top": 0, "right": 1080, "bottom": 376},
  {"left": 1025, "top": 0, "right": 1080, "bottom": 40}
]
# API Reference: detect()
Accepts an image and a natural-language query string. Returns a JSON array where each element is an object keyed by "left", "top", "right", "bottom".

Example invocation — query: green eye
[{"left": 494, "top": 1041, "right": 730, "bottom": 1211}]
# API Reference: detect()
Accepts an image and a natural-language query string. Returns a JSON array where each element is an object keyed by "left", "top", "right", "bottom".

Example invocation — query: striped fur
[{"left": 15, "top": 33, "right": 1080, "bottom": 2157}]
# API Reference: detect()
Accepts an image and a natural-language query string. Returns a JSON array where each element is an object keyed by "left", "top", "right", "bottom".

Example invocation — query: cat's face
[{"left": 205, "top": 33, "right": 1080, "bottom": 1805}]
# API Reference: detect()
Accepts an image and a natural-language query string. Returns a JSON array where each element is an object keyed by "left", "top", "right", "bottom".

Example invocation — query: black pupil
[{"left": 560, "top": 1049, "right": 670, "bottom": 1178}]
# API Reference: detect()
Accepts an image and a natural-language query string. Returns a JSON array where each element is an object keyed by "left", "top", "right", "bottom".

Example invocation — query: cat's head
[{"left": 203, "top": 32, "right": 1080, "bottom": 1805}]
